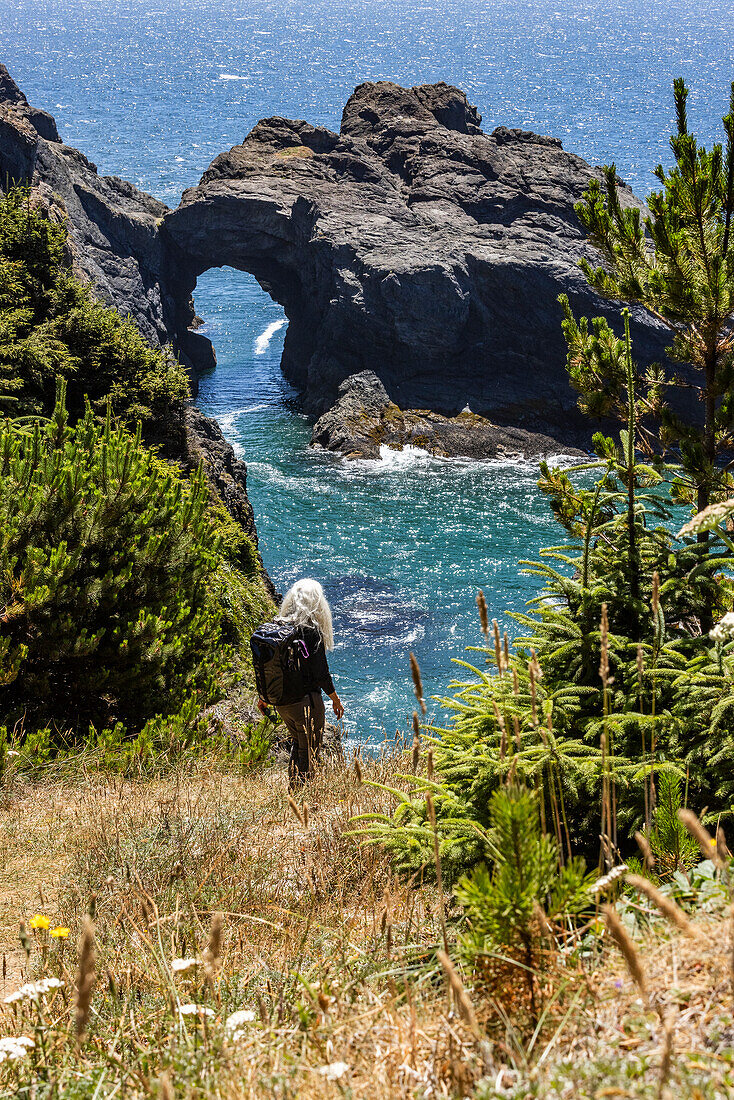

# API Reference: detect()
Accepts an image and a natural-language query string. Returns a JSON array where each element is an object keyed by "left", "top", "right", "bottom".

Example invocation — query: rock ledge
[{"left": 311, "top": 372, "right": 581, "bottom": 460}]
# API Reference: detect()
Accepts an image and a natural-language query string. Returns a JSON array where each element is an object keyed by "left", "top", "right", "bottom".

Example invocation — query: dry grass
[{"left": 0, "top": 753, "right": 732, "bottom": 1098}]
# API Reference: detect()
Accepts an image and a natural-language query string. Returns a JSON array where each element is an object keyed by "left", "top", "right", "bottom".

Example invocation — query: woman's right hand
[{"left": 330, "top": 692, "right": 344, "bottom": 720}]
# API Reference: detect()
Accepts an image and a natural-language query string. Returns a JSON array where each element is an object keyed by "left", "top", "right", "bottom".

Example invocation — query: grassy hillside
[{"left": 0, "top": 751, "right": 732, "bottom": 1099}]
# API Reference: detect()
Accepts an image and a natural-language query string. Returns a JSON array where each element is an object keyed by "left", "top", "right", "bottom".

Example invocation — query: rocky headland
[
  {"left": 164, "top": 80, "right": 674, "bottom": 445},
  {"left": 1, "top": 67, "right": 675, "bottom": 460}
]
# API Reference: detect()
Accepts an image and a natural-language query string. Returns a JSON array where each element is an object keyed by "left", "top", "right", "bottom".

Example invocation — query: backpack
[{"left": 250, "top": 620, "right": 310, "bottom": 705}]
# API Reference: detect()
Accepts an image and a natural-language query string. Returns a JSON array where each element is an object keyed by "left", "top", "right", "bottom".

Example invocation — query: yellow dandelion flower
[
  {"left": 29, "top": 915, "right": 50, "bottom": 931},
  {"left": 50, "top": 927, "right": 69, "bottom": 939}
]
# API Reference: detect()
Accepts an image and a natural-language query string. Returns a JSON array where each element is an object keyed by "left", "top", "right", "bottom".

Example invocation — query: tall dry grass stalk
[
  {"left": 599, "top": 603, "right": 618, "bottom": 855},
  {"left": 436, "top": 950, "right": 481, "bottom": 1039},
  {"left": 529, "top": 650, "right": 539, "bottom": 727},
  {"left": 658, "top": 1012, "right": 675, "bottom": 1099},
  {"left": 603, "top": 903, "right": 648, "bottom": 1005},
  {"left": 625, "top": 874, "right": 706, "bottom": 941},
  {"left": 678, "top": 809, "right": 725, "bottom": 870},
  {"left": 476, "top": 589, "right": 489, "bottom": 639},
  {"left": 492, "top": 700, "right": 507, "bottom": 759},
  {"left": 410, "top": 651, "right": 427, "bottom": 715},
  {"left": 75, "top": 915, "right": 96, "bottom": 1045},
  {"left": 426, "top": 793, "right": 449, "bottom": 955}
]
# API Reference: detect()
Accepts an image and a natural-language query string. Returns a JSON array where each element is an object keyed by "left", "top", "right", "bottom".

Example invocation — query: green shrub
[
  {"left": 0, "top": 383, "right": 230, "bottom": 735},
  {"left": 0, "top": 186, "right": 188, "bottom": 439},
  {"left": 455, "top": 784, "right": 594, "bottom": 1019}
]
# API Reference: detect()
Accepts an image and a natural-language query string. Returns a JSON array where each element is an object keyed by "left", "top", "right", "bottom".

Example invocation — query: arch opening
[{"left": 192, "top": 266, "right": 294, "bottom": 452}]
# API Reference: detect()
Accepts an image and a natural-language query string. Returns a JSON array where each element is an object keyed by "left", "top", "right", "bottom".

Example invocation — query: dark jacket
[{"left": 293, "top": 624, "right": 335, "bottom": 701}]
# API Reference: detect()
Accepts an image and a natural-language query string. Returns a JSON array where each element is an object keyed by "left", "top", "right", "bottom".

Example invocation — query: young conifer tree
[
  {"left": 0, "top": 382, "right": 229, "bottom": 734},
  {"left": 564, "top": 79, "right": 734, "bottom": 518}
]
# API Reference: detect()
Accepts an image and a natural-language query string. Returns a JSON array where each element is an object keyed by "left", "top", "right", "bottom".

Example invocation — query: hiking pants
[{"left": 276, "top": 692, "right": 325, "bottom": 784}]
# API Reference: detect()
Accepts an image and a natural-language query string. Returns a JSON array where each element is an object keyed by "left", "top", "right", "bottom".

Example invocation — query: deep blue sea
[{"left": 2, "top": 0, "right": 733, "bottom": 737}]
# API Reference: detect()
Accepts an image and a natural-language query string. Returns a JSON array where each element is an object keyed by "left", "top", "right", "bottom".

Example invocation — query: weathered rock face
[
  {"left": 311, "top": 371, "right": 578, "bottom": 460},
  {"left": 0, "top": 68, "right": 677, "bottom": 454},
  {"left": 0, "top": 65, "right": 267, "bottom": 582},
  {"left": 164, "top": 79, "right": 672, "bottom": 443},
  {"left": 0, "top": 64, "right": 186, "bottom": 357}
]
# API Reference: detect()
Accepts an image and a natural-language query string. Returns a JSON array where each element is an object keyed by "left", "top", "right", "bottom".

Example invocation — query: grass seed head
[
  {"left": 492, "top": 620, "right": 503, "bottom": 674},
  {"left": 634, "top": 831, "right": 655, "bottom": 871},
  {"left": 287, "top": 795, "right": 304, "bottom": 825},
  {"left": 678, "top": 808, "right": 724, "bottom": 869},
  {"left": 476, "top": 589, "right": 489, "bottom": 638},
  {"left": 717, "top": 825, "right": 730, "bottom": 865},
  {"left": 75, "top": 916, "right": 96, "bottom": 1045},
  {"left": 437, "top": 949, "right": 481, "bottom": 1039},
  {"left": 204, "top": 912, "right": 223, "bottom": 982},
  {"left": 409, "top": 651, "right": 427, "bottom": 715},
  {"left": 652, "top": 570, "right": 660, "bottom": 617},
  {"left": 603, "top": 903, "right": 648, "bottom": 1003},
  {"left": 599, "top": 603, "right": 610, "bottom": 687}
]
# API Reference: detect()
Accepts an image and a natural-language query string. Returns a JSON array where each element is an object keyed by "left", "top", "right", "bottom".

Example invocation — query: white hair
[{"left": 278, "top": 579, "right": 334, "bottom": 651}]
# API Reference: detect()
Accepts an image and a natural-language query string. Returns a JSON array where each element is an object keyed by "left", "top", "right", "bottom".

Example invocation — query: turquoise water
[{"left": 3, "top": 0, "right": 733, "bottom": 735}]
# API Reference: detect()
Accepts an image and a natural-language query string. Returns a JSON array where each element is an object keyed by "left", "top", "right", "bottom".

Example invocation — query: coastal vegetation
[
  {"left": 2, "top": 79, "right": 734, "bottom": 1098},
  {"left": 0, "top": 187, "right": 273, "bottom": 759}
]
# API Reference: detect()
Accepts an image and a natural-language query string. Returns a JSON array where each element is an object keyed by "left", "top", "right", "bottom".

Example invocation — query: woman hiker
[{"left": 257, "top": 579, "right": 344, "bottom": 785}]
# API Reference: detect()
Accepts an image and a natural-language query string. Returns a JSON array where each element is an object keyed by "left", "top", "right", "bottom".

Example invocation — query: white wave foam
[
  {"left": 216, "top": 404, "right": 270, "bottom": 435},
  {"left": 331, "top": 443, "right": 583, "bottom": 476},
  {"left": 254, "top": 319, "right": 287, "bottom": 355}
]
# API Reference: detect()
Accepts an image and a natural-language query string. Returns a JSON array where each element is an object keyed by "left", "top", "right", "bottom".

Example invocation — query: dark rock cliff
[
  {"left": 164, "top": 80, "right": 673, "bottom": 443},
  {"left": 1, "top": 68, "right": 677, "bottom": 455},
  {"left": 0, "top": 64, "right": 267, "bottom": 581}
]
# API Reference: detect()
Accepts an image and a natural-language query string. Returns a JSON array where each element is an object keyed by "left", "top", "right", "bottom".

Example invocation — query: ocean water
[{"left": 3, "top": 0, "right": 733, "bottom": 736}]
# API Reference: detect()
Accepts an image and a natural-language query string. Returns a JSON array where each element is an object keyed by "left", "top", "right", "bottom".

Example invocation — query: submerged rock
[{"left": 312, "top": 372, "right": 580, "bottom": 460}]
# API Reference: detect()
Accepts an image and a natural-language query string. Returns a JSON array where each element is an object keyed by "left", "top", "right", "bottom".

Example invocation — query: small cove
[{"left": 193, "top": 268, "right": 574, "bottom": 737}]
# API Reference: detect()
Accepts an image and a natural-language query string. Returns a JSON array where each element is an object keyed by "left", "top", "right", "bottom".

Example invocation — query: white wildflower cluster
[
  {"left": 4, "top": 977, "right": 64, "bottom": 1004},
  {"left": 0, "top": 1036, "right": 34, "bottom": 1063},
  {"left": 710, "top": 612, "right": 734, "bottom": 644},
  {"left": 591, "top": 864, "right": 628, "bottom": 894},
  {"left": 319, "top": 1062, "right": 350, "bottom": 1081},
  {"left": 178, "top": 1003, "right": 214, "bottom": 1018},
  {"left": 225, "top": 1008, "right": 256, "bottom": 1041},
  {"left": 171, "top": 957, "right": 199, "bottom": 973}
]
